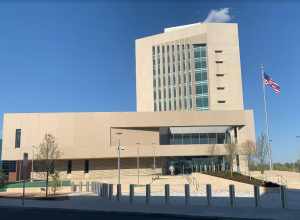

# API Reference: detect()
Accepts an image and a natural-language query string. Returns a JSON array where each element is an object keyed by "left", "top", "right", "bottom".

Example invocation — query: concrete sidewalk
[{"left": 0, "top": 193, "right": 300, "bottom": 220}]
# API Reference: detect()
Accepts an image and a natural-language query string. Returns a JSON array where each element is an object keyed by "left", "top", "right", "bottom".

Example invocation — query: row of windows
[
  {"left": 154, "top": 85, "right": 193, "bottom": 100},
  {"left": 154, "top": 97, "right": 193, "bottom": 111},
  {"left": 152, "top": 44, "right": 191, "bottom": 55},
  {"left": 153, "top": 72, "right": 192, "bottom": 88},
  {"left": 168, "top": 133, "right": 229, "bottom": 145}
]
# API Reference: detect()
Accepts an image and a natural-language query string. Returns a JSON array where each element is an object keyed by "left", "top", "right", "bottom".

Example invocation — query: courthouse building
[{"left": 1, "top": 23, "right": 255, "bottom": 181}]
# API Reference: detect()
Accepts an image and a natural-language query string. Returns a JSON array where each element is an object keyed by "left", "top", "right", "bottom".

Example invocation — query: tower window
[{"left": 15, "top": 129, "right": 21, "bottom": 148}]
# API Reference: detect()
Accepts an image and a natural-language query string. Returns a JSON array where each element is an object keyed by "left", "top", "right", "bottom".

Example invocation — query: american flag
[{"left": 264, "top": 73, "right": 281, "bottom": 94}]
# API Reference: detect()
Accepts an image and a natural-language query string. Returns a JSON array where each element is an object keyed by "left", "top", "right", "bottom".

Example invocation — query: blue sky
[{"left": 0, "top": 0, "right": 299, "bottom": 162}]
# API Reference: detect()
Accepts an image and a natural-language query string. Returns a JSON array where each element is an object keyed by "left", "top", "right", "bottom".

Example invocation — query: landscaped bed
[
  {"left": 202, "top": 172, "right": 280, "bottom": 187},
  {"left": 0, "top": 180, "right": 71, "bottom": 192}
]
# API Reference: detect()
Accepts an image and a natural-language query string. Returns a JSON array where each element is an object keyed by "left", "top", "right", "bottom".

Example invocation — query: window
[
  {"left": 159, "top": 90, "right": 161, "bottom": 99},
  {"left": 169, "top": 100, "right": 172, "bottom": 110},
  {"left": 196, "top": 97, "right": 208, "bottom": 109},
  {"left": 84, "top": 160, "right": 89, "bottom": 173},
  {"left": 166, "top": 132, "right": 228, "bottom": 145},
  {"left": 196, "top": 84, "right": 208, "bottom": 95},
  {"left": 195, "top": 70, "right": 208, "bottom": 82},
  {"left": 216, "top": 74, "right": 224, "bottom": 77},
  {"left": 67, "top": 160, "right": 72, "bottom": 174},
  {"left": 168, "top": 88, "right": 171, "bottom": 98},
  {"left": 153, "top": 91, "right": 156, "bottom": 100},
  {"left": 216, "top": 61, "right": 223, "bottom": 63},
  {"left": 154, "top": 103, "right": 157, "bottom": 111},
  {"left": 217, "top": 133, "right": 225, "bottom": 144},
  {"left": 218, "top": 100, "right": 226, "bottom": 103},
  {"left": 15, "top": 129, "right": 21, "bottom": 148},
  {"left": 217, "top": 87, "right": 225, "bottom": 90},
  {"left": 208, "top": 133, "right": 217, "bottom": 144},
  {"left": 215, "top": 50, "right": 223, "bottom": 53},
  {"left": 200, "top": 133, "right": 208, "bottom": 144},
  {"left": 173, "top": 88, "right": 176, "bottom": 97},
  {"left": 183, "top": 134, "right": 191, "bottom": 144},
  {"left": 153, "top": 79, "right": 156, "bottom": 87}
]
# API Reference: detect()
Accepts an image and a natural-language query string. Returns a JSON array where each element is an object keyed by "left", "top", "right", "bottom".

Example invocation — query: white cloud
[{"left": 204, "top": 8, "right": 232, "bottom": 23}]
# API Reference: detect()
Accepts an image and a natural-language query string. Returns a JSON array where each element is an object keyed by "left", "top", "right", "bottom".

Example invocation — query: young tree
[
  {"left": 36, "top": 134, "right": 61, "bottom": 197},
  {"left": 224, "top": 143, "right": 239, "bottom": 176},
  {"left": 242, "top": 140, "right": 256, "bottom": 170},
  {"left": 255, "top": 133, "right": 269, "bottom": 174}
]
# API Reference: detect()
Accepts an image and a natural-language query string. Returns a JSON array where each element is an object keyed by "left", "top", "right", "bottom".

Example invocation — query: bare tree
[
  {"left": 255, "top": 133, "right": 269, "bottom": 174},
  {"left": 242, "top": 140, "right": 256, "bottom": 170},
  {"left": 224, "top": 143, "right": 239, "bottom": 176},
  {"left": 35, "top": 134, "right": 61, "bottom": 197}
]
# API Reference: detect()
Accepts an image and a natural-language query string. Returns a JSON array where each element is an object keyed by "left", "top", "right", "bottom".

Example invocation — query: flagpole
[{"left": 261, "top": 64, "right": 272, "bottom": 170}]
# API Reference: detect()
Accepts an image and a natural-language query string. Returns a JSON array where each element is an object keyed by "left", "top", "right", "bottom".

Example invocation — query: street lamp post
[
  {"left": 116, "top": 132, "right": 123, "bottom": 185},
  {"left": 136, "top": 142, "right": 141, "bottom": 185}
]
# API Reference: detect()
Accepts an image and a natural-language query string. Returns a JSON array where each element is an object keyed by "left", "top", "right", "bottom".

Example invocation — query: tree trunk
[{"left": 46, "top": 170, "right": 49, "bottom": 197}]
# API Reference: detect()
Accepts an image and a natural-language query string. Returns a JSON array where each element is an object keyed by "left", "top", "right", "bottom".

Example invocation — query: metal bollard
[
  {"left": 97, "top": 183, "right": 100, "bottom": 196},
  {"left": 146, "top": 184, "right": 151, "bottom": 204},
  {"left": 86, "top": 182, "right": 89, "bottom": 192},
  {"left": 280, "top": 185, "right": 287, "bottom": 208},
  {"left": 165, "top": 184, "right": 170, "bottom": 205},
  {"left": 229, "top": 184, "right": 235, "bottom": 208},
  {"left": 117, "top": 184, "right": 122, "bottom": 201},
  {"left": 254, "top": 185, "right": 260, "bottom": 208},
  {"left": 109, "top": 184, "right": 113, "bottom": 200},
  {"left": 185, "top": 184, "right": 190, "bottom": 206},
  {"left": 206, "top": 184, "right": 212, "bottom": 207},
  {"left": 70, "top": 183, "right": 74, "bottom": 192},
  {"left": 79, "top": 181, "right": 83, "bottom": 192},
  {"left": 104, "top": 184, "right": 108, "bottom": 198},
  {"left": 101, "top": 183, "right": 104, "bottom": 197},
  {"left": 129, "top": 184, "right": 134, "bottom": 204}
]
